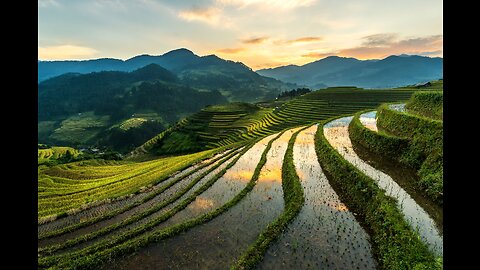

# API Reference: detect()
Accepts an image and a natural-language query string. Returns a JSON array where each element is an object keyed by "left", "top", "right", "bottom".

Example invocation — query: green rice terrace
[{"left": 38, "top": 82, "right": 443, "bottom": 269}]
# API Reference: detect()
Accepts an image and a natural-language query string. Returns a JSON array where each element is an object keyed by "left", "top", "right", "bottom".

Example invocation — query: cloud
[
  {"left": 216, "top": 0, "right": 316, "bottom": 10},
  {"left": 299, "top": 35, "right": 443, "bottom": 60},
  {"left": 418, "top": 50, "right": 443, "bottom": 56},
  {"left": 301, "top": 51, "right": 337, "bottom": 58},
  {"left": 337, "top": 34, "right": 443, "bottom": 59},
  {"left": 286, "top": 36, "right": 323, "bottom": 44},
  {"left": 272, "top": 36, "right": 323, "bottom": 46},
  {"left": 38, "top": 45, "right": 99, "bottom": 60},
  {"left": 216, "top": 47, "right": 246, "bottom": 54},
  {"left": 362, "top": 33, "right": 398, "bottom": 46},
  {"left": 39, "top": 0, "right": 59, "bottom": 8},
  {"left": 178, "top": 7, "right": 222, "bottom": 25},
  {"left": 242, "top": 36, "right": 269, "bottom": 44}
]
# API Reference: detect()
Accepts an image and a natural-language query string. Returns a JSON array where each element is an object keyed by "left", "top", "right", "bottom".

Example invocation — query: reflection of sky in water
[
  {"left": 260, "top": 125, "right": 376, "bottom": 270},
  {"left": 324, "top": 117, "right": 443, "bottom": 256},
  {"left": 189, "top": 197, "right": 214, "bottom": 210},
  {"left": 104, "top": 131, "right": 304, "bottom": 270},
  {"left": 324, "top": 116, "right": 353, "bottom": 128},
  {"left": 359, "top": 111, "right": 378, "bottom": 131},
  {"left": 183, "top": 133, "right": 279, "bottom": 214},
  {"left": 389, "top": 103, "right": 406, "bottom": 112}
]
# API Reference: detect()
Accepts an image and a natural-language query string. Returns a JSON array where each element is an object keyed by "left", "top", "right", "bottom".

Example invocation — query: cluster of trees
[{"left": 277, "top": 88, "right": 311, "bottom": 99}]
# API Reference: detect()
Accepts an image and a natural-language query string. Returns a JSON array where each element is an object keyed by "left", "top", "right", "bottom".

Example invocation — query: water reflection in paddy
[
  {"left": 324, "top": 117, "right": 443, "bottom": 256},
  {"left": 359, "top": 111, "right": 378, "bottom": 131},
  {"left": 38, "top": 149, "right": 238, "bottom": 248},
  {"left": 260, "top": 125, "right": 376, "bottom": 270},
  {"left": 389, "top": 103, "right": 406, "bottom": 112},
  {"left": 106, "top": 130, "right": 300, "bottom": 269},
  {"left": 63, "top": 150, "right": 242, "bottom": 252}
]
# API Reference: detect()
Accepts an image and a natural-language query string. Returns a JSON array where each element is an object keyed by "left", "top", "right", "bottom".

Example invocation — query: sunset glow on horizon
[{"left": 38, "top": 0, "right": 442, "bottom": 69}]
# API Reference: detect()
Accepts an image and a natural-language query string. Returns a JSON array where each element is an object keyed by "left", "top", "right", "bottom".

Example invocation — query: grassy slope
[
  {"left": 38, "top": 147, "right": 81, "bottom": 165},
  {"left": 136, "top": 87, "right": 416, "bottom": 157},
  {"left": 38, "top": 146, "right": 229, "bottom": 219},
  {"left": 405, "top": 91, "right": 443, "bottom": 120},
  {"left": 376, "top": 104, "right": 443, "bottom": 205}
]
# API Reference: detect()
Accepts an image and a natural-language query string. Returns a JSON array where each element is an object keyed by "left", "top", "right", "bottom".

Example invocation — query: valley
[{"left": 38, "top": 79, "right": 443, "bottom": 269}]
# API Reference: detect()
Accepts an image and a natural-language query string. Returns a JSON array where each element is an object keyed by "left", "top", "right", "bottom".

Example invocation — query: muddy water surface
[
  {"left": 106, "top": 129, "right": 301, "bottom": 270},
  {"left": 324, "top": 117, "right": 443, "bottom": 256},
  {"left": 260, "top": 125, "right": 376, "bottom": 270}
]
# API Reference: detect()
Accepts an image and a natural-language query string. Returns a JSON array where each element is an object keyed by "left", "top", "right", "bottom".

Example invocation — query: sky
[{"left": 38, "top": 0, "right": 443, "bottom": 70}]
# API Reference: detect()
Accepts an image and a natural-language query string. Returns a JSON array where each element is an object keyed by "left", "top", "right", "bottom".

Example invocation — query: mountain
[
  {"left": 37, "top": 49, "right": 195, "bottom": 82},
  {"left": 38, "top": 64, "right": 228, "bottom": 152},
  {"left": 257, "top": 55, "right": 442, "bottom": 88},
  {"left": 38, "top": 48, "right": 296, "bottom": 102}
]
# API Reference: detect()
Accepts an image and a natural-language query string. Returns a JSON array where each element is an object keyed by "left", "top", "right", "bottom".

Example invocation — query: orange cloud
[
  {"left": 273, "top": 36, "right": 323, "bottom": 46},
  {"left": 301, "top": 51, "right": 337, "bottom": 58},
  {"left": 288, "top": 36, "right": 323, "bottom": 44},
  {"left": 338, "top": 35, "right": 443, "bottom": 59},
  {"left": 216, "top": 47, "right": 246, "bottom": 54},
  {"left": 242, "top": 36, "right": 269, "bottom": 44}
]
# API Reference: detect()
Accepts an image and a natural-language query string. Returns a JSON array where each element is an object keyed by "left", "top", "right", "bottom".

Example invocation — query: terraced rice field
[
  {"left": 324, "top": 117, "right": 442, "bottom": 256},
  {"left": 136, "top": 88, "right": 415, "bottom": 156},
  {"left": 38, "top": 87, "right": 442, "bottom": 269},
  {"left": 259, "top": 125, "right": 376, "bottom": 269}
]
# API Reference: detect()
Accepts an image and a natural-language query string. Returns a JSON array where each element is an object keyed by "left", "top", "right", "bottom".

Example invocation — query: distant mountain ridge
[
  {"left": 39, "top": 48, "right": 295, "bottom": 103},
  {"left": 38, "top": 48, "right": 196, "bottom": 82},
  {"left": 257, "top": 55, "right": 443, "bottom": 89}
]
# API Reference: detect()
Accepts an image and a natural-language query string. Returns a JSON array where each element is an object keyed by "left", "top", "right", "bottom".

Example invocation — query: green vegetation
[
  {"left": 38, "top": 147, "right": 228, "bottom": 219},
  {"left": 38, "top": 64, "right": 227, "bottom": 152},
  {"left": 118, "top": 118, "right": 148, "bottom": 130},
  {"left": 397, "top": 79, "right": 443, "bottom": 91},
  {"left": 47, "top": 112, "right": 111, "bottom": 145},
  {"left": 38, "top": 83, "right": 443, "bottom": 269},
  {"left": 38, "top": 147, "right": 237, "bottom": 239},
  {"left": 377, "top": 104, "right": 443, "bottom": 205},
  {"left": 233, "top": 126, "right": 308, "bottom": 269},
  {"left": 39, "top": 141, "right": 257, "bottom": 269},
  {"left": 277, "top": 87, "right": 311, "bottom": 99},
  {"left": 405, "top": 91, "right": 443, "bottom": 120},
  {"left": 38, "top": 147, "right": 81, "bottom": 165},
  {"left": 39, "top": 146, "right": 243, "bottom": 255},
  {"left": 315, "top": 117, "right": 440, "bottom": 269},
  {"left": 139, "top": 87, "right": 415, "bottom": 156},
  {"left": 144, "top": 103, "right": 271, "bottom": 155},
  {"left": 38, "top": 146, "right": 81, "bottom": 161},
  {"left": 349, "top": 111, "right": 411, "bottom": 165}
]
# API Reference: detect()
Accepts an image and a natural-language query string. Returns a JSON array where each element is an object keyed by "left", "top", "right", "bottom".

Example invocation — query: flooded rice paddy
[
  {"left": 389, "top": 103, "right": 406, "bottom": 112},
  {"left": 356, "top": 112, "right": 443, "bottom": 230},
  {"left": 38, "top": 150, "right": 237, "bottom": 248},
  {"left": 324, "top": 117, "right": 443, "bottom": 256},
  {"left": 67, "top": 150, "right": 242, "bottom": 252},
  {"left": 105, "top": 131, "right": 298, "bottom": 269},
  {"left": 359, "top": 111, "right": 378, "bottom": 131},
  {"left": 259, "top": 125, "right": 376, "bottom": 270},
  {"left": 37, "top": 152, "right": 227, "bottom": 236}
]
